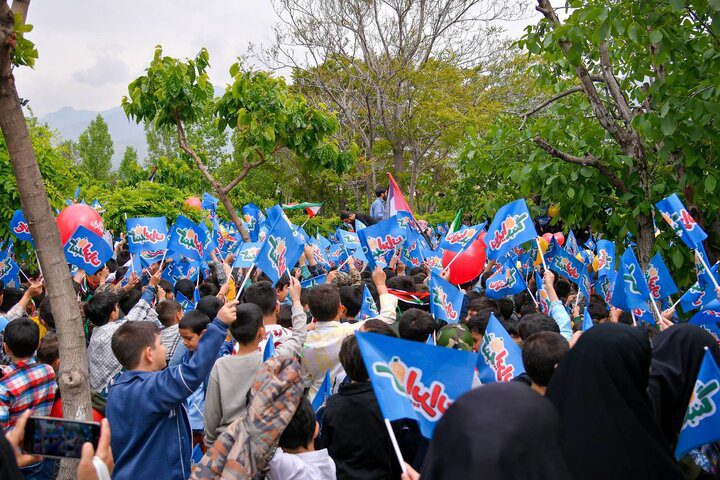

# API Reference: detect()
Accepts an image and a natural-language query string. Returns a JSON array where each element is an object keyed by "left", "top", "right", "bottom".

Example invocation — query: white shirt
[{"left": 267, "top": 448, "right": 336, "bottom": 480}]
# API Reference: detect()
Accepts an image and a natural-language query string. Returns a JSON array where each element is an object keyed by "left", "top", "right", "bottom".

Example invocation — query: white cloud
[{"left": 72, "top": 54, "right": 129, "bottom": 86}]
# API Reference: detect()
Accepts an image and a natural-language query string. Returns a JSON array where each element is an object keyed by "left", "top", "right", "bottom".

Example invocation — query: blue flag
[
  {"left": 126, "top": 217, "right": 168, "bottom": 254},
  {"left": 300, "top": 275, "right": 326, "bottom": 289},
  {"left": 578, "top": 265, "right": 594, "bottom": 301},
  {"left": 354, "top": 219, "right": 367, "bottom": 231},
  {"left": 582, "top": 306, "right": 594, "bottom": 332},
  {"left": 356, "top": 332, "right": 477, "bottom": 438},
  {"left": 311, "top": 370, "right": 332, "bottom": 412},
  {"left": 168, "top": 215, "right": 205, "bottom": 261},
  {"left": 596, "top": 240, "right": 615, "bottom": 278},
  {"left": 139, "top": 250, "right": 165, "bottom": 268},
  {"left": 337, "top": 229, "right": 361, "bottom": 252},
  {"left": 695, "top": 245, "right": 719, "bottom": 288},
  {"left": 438, "top": 223, "right": 483, "bottom": 254},
  {"left": 536, "top": 270, "right": 550, "bottom": 315},
  {"left": 485, "top": 199, "right": 537, "bottom": 261},
  {"left": 632, "top": 305, "right": 656, "bottom": 325},
  {"left": 656, "top": 193, "right": 708, "bottom": 250},
  {"left": 611, "top": 247, "right": 652, "bottom": 312},
  {"left": 689, "top": 301, "right": 720, "bottom": 326},
  {"left": 357, "top": 216, "right": 406, "bottom": 270},
  {"left": 477, "top": 313, "right": 525, "bottom": 383},
  {"left": 198, "top": 222, "right": 217, "bottom": 260},
  {"left": 542, "top": 236, "right": 560, "bottom": 266},
  {"left": 191, "top": 444, "right": 204, "bottom": 465},
  {"left": 550, "top": 248, "right": 585, "bottom": 285},
  {"left": 675, "top": 349, "right": 720, "bottom": 459},
  {"left": 123, "top": 254, "right": 143, "bottom": 282},
  {"left": 565, "top": 230, "right": 579, "bottom": 256},
  {"left": 428, "top": 272, "right": 465, "bottom": 324},
  {"left": 0, "top": 252, "right": 20, "bottom": 284},
  {"left": 176, "top": 291, "right": 196, "bottom": 314},
  {"left": 64, "top": 226, "right": 113, "bottom": 275},
  {"left": 232, "top": 242, "right": 261, "bottom": 269},
  {"left": 201, "top": 192, "right": 219, "bottom": 215},
  {"left": 255, "top": 217, "right": 303, "bottom": 286},
  {"left": 680, "top": 282, "right": 708, "bottom": 313},
  {"left": 9, "top": 210, "right": 33, "bottom": 244},
  {"left": 263, "top": 333, "right": 275, "bottom": 361},
  {"left": 358, "top": 285, "right": 379, "bottom": 320},
  {"left": 484, "top": 260, "right": 527, "bottom": 300},
  {"left": 242, "top": 203, "right": 264, "bottom": 242},
  {"left": 646, "top": 252, "right": 678, "bottom": 301}
]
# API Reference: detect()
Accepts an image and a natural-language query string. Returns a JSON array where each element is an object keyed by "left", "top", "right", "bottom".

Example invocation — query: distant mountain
[{"left": 40, "top": 106, "right": 147, "bottom": 168}]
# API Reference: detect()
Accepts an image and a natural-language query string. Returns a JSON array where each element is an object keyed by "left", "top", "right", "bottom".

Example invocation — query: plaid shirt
[
  {"left": 159, "top": 324, "right": 181, "bottom": 362},
  {"left": 0, "top": 360, "right": 56, "bottom": 431},
  {"left": 301, "top": 293, "right": 397, "bottom": 397},
  {"left": 88, "top": 286, "right": 161, "bottom": 392}
]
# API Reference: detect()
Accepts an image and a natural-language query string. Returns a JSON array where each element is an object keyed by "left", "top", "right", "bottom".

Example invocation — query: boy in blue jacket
[{"left": 106, "top": 299, "right": 238, "bottom": 480}]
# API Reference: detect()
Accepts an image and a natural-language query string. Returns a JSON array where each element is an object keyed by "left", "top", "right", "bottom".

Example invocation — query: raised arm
[{"left": 276, "top": 277, "right": 308, "bottom": 358}]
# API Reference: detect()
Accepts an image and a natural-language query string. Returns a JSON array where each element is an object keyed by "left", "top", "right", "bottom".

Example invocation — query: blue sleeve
[
  {"left": 148, "top": 319, "right": 228, "bottom": 412},
  {"left": 549, "top": 300, "right": 573, "bottom": 341}
]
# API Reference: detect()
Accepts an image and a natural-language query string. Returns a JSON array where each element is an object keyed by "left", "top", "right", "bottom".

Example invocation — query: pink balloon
[
  {"left": 184, "top": 197, "right": 202, "bottom": 210},
  {"left": 441, "top": 232, "right": 487, "bottom": 285},
  {"left": 542, "top": 232, "right": 553, "bottom": 243},
  {"left": 553, "top": 232, "right": 565, "bottom": 247},
  {"left": 56, "top": 204, "right": 104, "bottom": 245}
]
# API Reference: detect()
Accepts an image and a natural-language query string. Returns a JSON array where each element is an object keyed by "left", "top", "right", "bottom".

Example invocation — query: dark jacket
[
  {"left": 320, "top": 381, "right": 401, "bottom": 480},
  {"left": 106, "top": 318, "right": 228, "bottom": 480},
  {"left": 354, "top": 213, "right": 377, "bottom": 227}
]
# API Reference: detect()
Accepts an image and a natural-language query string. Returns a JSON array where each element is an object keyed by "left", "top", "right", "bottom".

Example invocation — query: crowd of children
[{"left": 0, "top": 216, "right": 717, "bottom": 480}]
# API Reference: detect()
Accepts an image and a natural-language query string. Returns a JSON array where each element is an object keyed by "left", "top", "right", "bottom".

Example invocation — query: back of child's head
[
  {"left": 105, "top": 258, "right": 118, "bottom": 274},
  {"left": 111, "top": 321, "right": 160, "bottom": 370},
  {"left": 275, "top": 274, "right": 290, "bottom": 292},
  {"left": 118, "top": 288, "right": 142, "bottom": 315},
  {"left": 467, "top": 313, "right": 490, "bottom": 337},
  {"left": 279, "top": 396, "right": 316, "bottom": 451},
  {"left": 199, "top": 282, "right": 219, "bottom": 298},
  {"left": 496, "top": 298, "right": 515, "bottom": 321},
  {"left": 37, "top": 332, "right": 59, "bottom": 367},
  {"left": 339, "top": 286, "right": 363, "bottom": 319},
  {"left": 340, "top": 335, "right": 368, "bottom": 381},
  {"left": 0, "top": 288, "right": 23, "bottom": 312},
  {"left": 518, "top": 313, "right": 560, "bottom": 341},
  {"left": 116, "top": 249, "right": 131, "bottom": 267},
  {"left": 307, "top": 284, "right": 340, "bottom": 322},
  {"left": 244, "top": 281, "right": 278, "bottom": 316},
  {"left": 158, "top": 278, "right": 173, "bottom": 296},
  {"left": 519, "top": 301, "right": 538, "bottom": 316},
  {"left": 386, "top": 275, "right": 416, "bottom": 292},
  {"left": 521, "top": 331, "right": 569, "bottom": 387},
  {"left": 156, "top": 300, "right": 182, "bottom": 328},
  {"left": 174, "top": 279, "right": 195, "bottom": 300},
  {"left": 277, "top": 303, "right": 293, "bottom": 329},
  {"left": 38, "top": 296, "right": 55, "bottom": 330},
  {"left": 197, "top": 295, "right": 223, "bottom": 320},
  {"left": 399, "top": 308, "right": 437, "bottom": 342},
  {"left": 178, "top": 310, "right": 211, "bottom": 335},
  {"left": 554, "top": 277, "right": 572, "bottom": 300},
  {"left": 85, "top": 292, "right": 119, "bottom": 327},
  {"left": 588, "top": 300, "right": 609, "bottom": 321},
  {"left": 362, "top": 319, "right": 398, "bottom": 337},
  {"left": 300, "top": 288, "right": 309, "bottom": 308},
  {"left": 4, "top": 317, "right": 40, "bottom": 358},
  {"left": 230, "top": 303, "right": 264, "bottom": 345},
  {"left": 618, "top": 310, "right": 633, "bottom": 325}
]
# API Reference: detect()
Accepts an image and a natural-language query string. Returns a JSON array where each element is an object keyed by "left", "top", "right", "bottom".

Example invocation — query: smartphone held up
[{"left": 23, "top": 416, "right": 100, "bottom": 459}]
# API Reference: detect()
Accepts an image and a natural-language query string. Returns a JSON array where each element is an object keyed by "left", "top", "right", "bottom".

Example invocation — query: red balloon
[
  {"left": 184, "top": 197, "right": 202, "bottom": 210},
  {"left": 441, "top": 232, "right": 487, "bottom": 285},
  {"left": 542, "top": 232, "right": 553, "bottom": 243},
  {"left": 553, "top": 232, "right": 565, "bottom": 247},
  {"left": 56, "top": 204, "right": 104, "bottom": 245}
]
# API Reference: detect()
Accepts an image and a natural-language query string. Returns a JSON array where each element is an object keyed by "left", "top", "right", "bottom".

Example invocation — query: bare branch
[
  {"left": 10, "top": 0, "right": 29, "bottom": 24},
  {"left": 533, "top": 136, "right": 628, "bottom": 193},
  {"left": 598, "top": 42, "right": 633, "bottom": 125},
  {"left": 222, "top": 149, "right": 270, "bottom": 193}
]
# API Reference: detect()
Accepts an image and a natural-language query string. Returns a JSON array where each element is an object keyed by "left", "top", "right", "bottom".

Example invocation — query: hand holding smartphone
[{"left": 23, "top": 416, "right": 101, "bottom": 459}]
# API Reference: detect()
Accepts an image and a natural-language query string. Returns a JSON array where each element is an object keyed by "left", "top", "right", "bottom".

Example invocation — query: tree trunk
[
  {"left": 0, "top": 20, "right": 92, "bottom": 479},
  {"left": 392, "top": 143, "right": 404, "bottom": 173},
  {"left": 217, "top": 189, "right": 250, "bottom": 243}
]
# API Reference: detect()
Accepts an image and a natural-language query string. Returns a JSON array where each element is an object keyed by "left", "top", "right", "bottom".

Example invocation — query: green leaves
[{"left": 12, "top": 14, "right": 38, "bottom": 68}]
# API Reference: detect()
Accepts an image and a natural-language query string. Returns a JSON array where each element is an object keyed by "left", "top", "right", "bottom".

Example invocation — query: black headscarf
[
  {"left": 545, "top": 323, "right": 683, "bottom": 480},
  {"left": 648, "top": 323, "right": 720, "bottom": 449},
  {"left": 421, "top": 383, "right": 572, "bottom": 480}
]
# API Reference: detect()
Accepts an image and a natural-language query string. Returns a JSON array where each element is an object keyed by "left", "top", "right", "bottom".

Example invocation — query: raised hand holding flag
[
  {"left": 428, "top": 272, "right": 465, "bottom": 324},
  {"left": 656, "top": 193, "right": 707, "bottom": 249},
  {"left": 358, "top": 285, "right": 380, "bottom": 320},
  {"left": 357, "top": 216, "right": 406, "bottom": 270},
  {"left": 254, "top": 217, "right": 303, "bottom": 286},
  {"left": 64, "top": 225, "right": 113, "bottom": 275}
]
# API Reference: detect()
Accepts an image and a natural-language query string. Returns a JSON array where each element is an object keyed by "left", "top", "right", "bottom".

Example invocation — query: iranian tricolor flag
[
  {"left": 282, "top": 202, "right": 324, "bottom": 218},
  {"left": 385, "top": 173, "right": 414, "bottom": 219},
  {"left": 449, "top": 208, "right": 463, "bottom": 233}
]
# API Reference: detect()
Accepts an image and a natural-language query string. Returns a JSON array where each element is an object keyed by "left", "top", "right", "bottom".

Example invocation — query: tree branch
[
  {"left": 533, "top": 136, "right": 628, "bottom": 193},
  {"left": 174, "top": 113, "right": 221, "bottom": 190},
  {"left": 599, "top": 42, "right": 633, "bottom": 125},
  {"left": 223, "top": 151, "right": 267, "bottom": 194},
  {"left": 10, "top": 0, "right": 29, "bottom": 24}
]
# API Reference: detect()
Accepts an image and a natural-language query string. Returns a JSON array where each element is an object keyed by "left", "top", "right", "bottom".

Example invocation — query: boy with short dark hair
[
  {"left": 156, "top": 299, "right": 182, "bottom": 361},
  {"left": 320, "top": 334, "right": 401, "bottom": 479},
  {"left": 303, "top": 267, "right": 397, "bottom": 397},
  {"left": 521, "top": 331, "right": 569, "bottom": 395},
  {"left": 204, "top": 278, "right": 307, "bottom": 446},
  {"left": 244, "top": 280, "right": 291, "bottom": 349},
  {"left": 267, "top": 396, "right": 336, "bottom": 479},
  {"left": 398, "top": 308, "right": 436, "bottom": 342},
  {"left": 107, "top": 300, "right": 238, "bottom": 480},
  {"left": 0, "top": 318, "right": 56, "bottom": 431},
  {"left": 86, "top": 268, "right": 163, "bottom": 394}
]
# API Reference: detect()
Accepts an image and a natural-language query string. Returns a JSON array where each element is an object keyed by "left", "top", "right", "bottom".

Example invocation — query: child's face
[
  {"left": 470, "top": 330, "right": 482, "bottom": 353},
  {"left": 179, "top": 328, "right": 204, "bottom": 351},
  {"left": 277, "top": 285, "right": 289, "bottom": 302}
]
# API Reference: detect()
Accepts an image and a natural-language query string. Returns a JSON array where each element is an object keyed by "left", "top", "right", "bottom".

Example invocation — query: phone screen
[{"left": 24, "top": 416, "right": 100, "bottom": 459}]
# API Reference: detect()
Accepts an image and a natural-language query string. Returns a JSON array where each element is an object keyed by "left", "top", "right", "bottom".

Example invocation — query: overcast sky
[{"left": 15, "top": 1, "right": 537, "bottom": 117}]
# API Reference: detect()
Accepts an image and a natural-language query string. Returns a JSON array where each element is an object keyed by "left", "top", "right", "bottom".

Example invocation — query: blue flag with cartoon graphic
[
  {"left": 233, "top": 242, "right": 261, "bottom": 269},
  {"left": 477, "top": 313, "right": 525, "bottom": 384},
  {"left": 168, "top": 215, "right": 205, "bottom": 261},
  {"left": 675, "top": 349, "right": 720, "bottom": 459},
  {"left": 596, "top": 240, "right": 615, "bottom": 278},
  {"left": 126, "top": 217, "right": 168, "bottom": 254},
  {"left": 485, "top": 199, "right": 537, "bottom": 261},
  {"left": 312, "top": 370, "right": 332, "bottom": 412},
  {"left": 64, "top": 225, "right": 113, "bottom": 275},
  {"left": 358, "top": 285, "right": 379, "bottom": 320},
  {"left": 357, "top": 216, "right": 406, "bottom": 270},
  {"left": 438, "top": 223, "right": 483, "bottom": 254},
  {"left": 484, "top": 260, "right": 527, "bottom": 300},
  {"left": 9, "top": 210, "right": 33, "bottom": 244},
  {"left": 255, "top": 217, "right": 303, "bottom": 286},
  {"left": 582, "top": 306, "right": 594, "bottom": 332},
  {"left": 550, "top": 248, "right": 585, "bottom": 285},
  {"left": 656, "top": 193, "right": 708, "bottom": 250},
  {"left": 646, "top": 252, "right": 678, "bottom": 301},
  {"left": 242, "top": 203, "right": 264, "bottom": 242},
  {"left": 356, "top": 332, "right": 477, "bottom": 438},
  {"left": 0, "top": 252, "right": 20, "bottom": 285},
  {"left": 428, "top": 272, "right": 465, "bottom": 324},
  {"left": 611, "top": 247, "right": 652, "bottom": 312}
]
